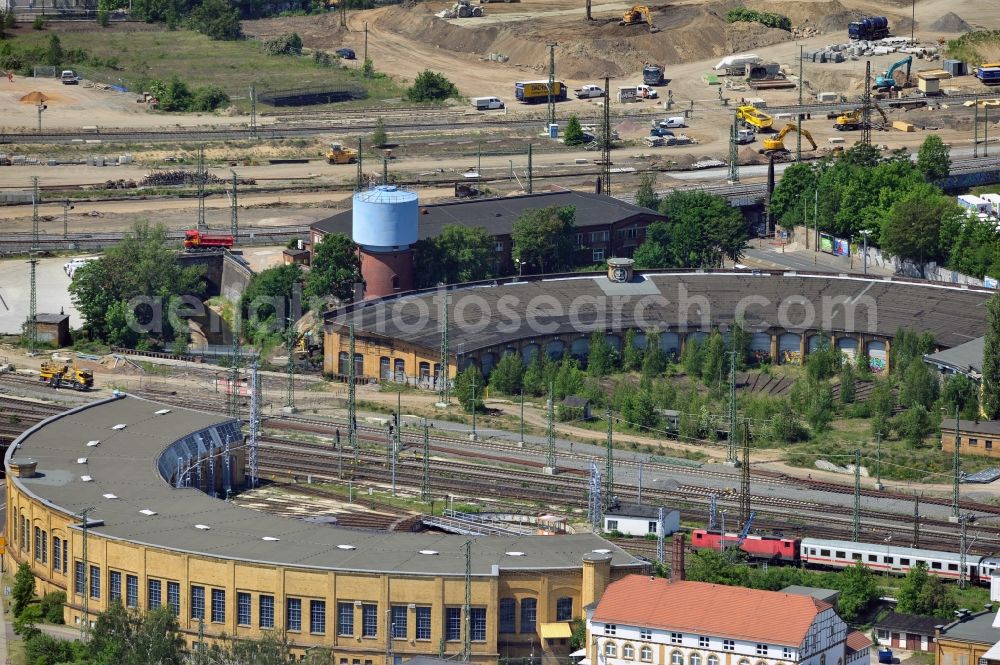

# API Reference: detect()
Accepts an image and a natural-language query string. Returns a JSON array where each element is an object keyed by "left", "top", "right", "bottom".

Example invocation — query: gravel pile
[{"left": 929, "top": 12, "right": 971, "bottom": 33}]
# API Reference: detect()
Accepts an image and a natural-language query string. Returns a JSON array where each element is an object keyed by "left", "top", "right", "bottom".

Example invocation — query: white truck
[
  {"left": 574, "top": 84, "right": 605, "bottom": 99},
  {"left": 471, "top": 96, "right": 505, "bottom": 110},
  {"left": 635, "top": 84, "right": 658, "bottom": 99}
]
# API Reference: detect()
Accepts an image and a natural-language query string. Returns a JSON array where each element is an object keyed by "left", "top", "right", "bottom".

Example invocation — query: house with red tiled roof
[{"left": 584, "top": 576, "right": 851, "bottom": 665}]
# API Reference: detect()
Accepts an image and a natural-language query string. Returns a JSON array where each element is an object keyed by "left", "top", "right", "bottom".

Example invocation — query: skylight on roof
[
  {"left": 194, "top": 524, "right": 211, "bottom": 530},
  {"left": 336, "top": 544, "right": 356, "bottom": 550},
  {"left": 80, "top": 475, "right": 93, "bottom": 482},
  {"left": 419, "top": 550, "right": 439, "bottom": 555},
  {"left": 155, "top": 409, "right": 171, "bottom": 415},
  {"left": 591, "top": 548, "right": 612, "bottom": 554},
  {"left": 262, "top": 536, "right": 280, "bottom": 542},
  {"left": 86, "top": 440, "right": 100, "bottom": 447},
  {"left": 111, "top": 424, "right": 127, "bottom": 430},
  {"left": 139, "top": 509, "right": 157, "bottom": 516},
  {"left": 506, "top": 551, "right": 525, "bottom": 557},
  {"left": 77, "top": 457, "right": 88, "bottom": 464},
  {"left": 103, "top": 493, "right": 118, "bottom": 499}
]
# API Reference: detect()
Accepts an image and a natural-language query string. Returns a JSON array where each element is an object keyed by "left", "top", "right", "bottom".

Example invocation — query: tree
[
  {"left": 622, "top": 329, "right": 643, "bottom": 372},
  {"left": 412, "top": 225, "right": 495, "bottom": 288},
  {"left": 635, "top": 173, "right": 659, "bottom": 211},
  {"left": 406, "top": 70, "right": 458, "bottom": 102},
  {"left": 88, "top": 603, "right": 184, "bottom": 665},
  {"left": 869, "top": 378, "right": 894, "bottom": 439},
  {"left": 372, "top": 117, "right": 388, "bottom": 148},
  {"left": 839, "top": 361, "right": 856, "bottom": 404},
  {"left": 881, "top": 184, "right": 962, "bottom": 277},
  {"left": 656, "top": 190, "right": 748, "bottom": 267},
  {"left": 641, "top": 330, "right": 668, "bottom": 377},
  {"left": 587, "top": 330, "right": 617, "bottom": 376},
  {"left": 44, "top": 33, "right": 63, "bottom": 66},
  {"left": 454, "top": 365, "right": 485, "bottom": 413},
  {"left": 12, "top": 562, "right": 34, "bottom": 617},
  {"left": 701, "top": 330, "right": 726, "bottom": 388},
  {"left": 917, "top": 134, "right": 951, "bottom": 182},
  {"left": 362, "top": 57, "right": 375, "bottom": 78},
  {"left": 97, "top": 8, "right": 110, "bottom": 26},
  {"left": 899, "top": 360, "right": 938, "bottom": 409},
  {"left": 189, "top": 0, "right": 242, "bottom": 40},
  {"left": 632, "top": 221, "right": 672, "bottom": 269},
  {"left": 160, "top": 76, "right": 193, "bottom": 111},
  {"left": 554, "top": 355, "right": 585, "bottom": 399},
  {"left": 564, "top": 115, "right": 585, "bottom": 146},
  {"left": 942, "top": 373, "right": 979, "bottom": 420},
  {"left": 241, "top": 263, "right": 305, "bottom": 325},
  {"left": 805, "top": 381, "right": 834, "bottom": 433},
  {"left": 4, "top": 8, "right": 17, "bottom": 29},
  {"left": 489, "top": 353, "right": 524, "bottom": 395},
  {"left": 894, "top": 404, "right": 933, "bottom": 447},
  {"left": 512, "top": 205, "right": 577, "bottom": 274},
  {"left": 681, "top": 337, "right": 704, "bottom": 378},
  {"left": 762, "top": 162, "right": 817, "bottom": 228},
  {"left": 985, "top": 293, "right": 1000, "bottom": 419},
  {"left": 305, "top": 233, "right": 360, "bottom": 303},
  {"left": 836, "top": 560, "right": 879, "bottom": 621},
  {"left": 896, "top": 562, "right": 957, "bottom": 619},
  {"left": 620, "top": 389, "right": 658, "bottom": 430}
]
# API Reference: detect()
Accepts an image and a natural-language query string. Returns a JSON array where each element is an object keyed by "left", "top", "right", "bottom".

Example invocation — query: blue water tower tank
[{"left": 352, "top": 185, "right": 419, "bottom": 252}]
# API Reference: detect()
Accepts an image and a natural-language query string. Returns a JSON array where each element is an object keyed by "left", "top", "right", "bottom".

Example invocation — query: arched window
[
  {"left": 757, "top": 661, "right": 767, "bottom": 665},
  {"left": 671, "top": 652, "right": 683, "bottom": 665},
  {"left": 606, "top": 642, "right": 618, "bottom": 657},
  {"left": 392, "top": 275, "right": 400, "bottom": 290},
  {"left": 380, "top": 356, "right": 391, "bottom": 380},
  {"left": 393, "top": 359, "right": 405, "bottom": 381},
  {"left": 820, "top": 656, "right": 826, "bottom": 665},
  {"left": 708, "top": 656, "right": 719, "bottom": 665},
  {"left": 338, "top": 351, "right": 350, "bottom": 375},
  {"left": 640, "top": 646, "right": 653, "bottom": 662},
  {"left": 739, "top": 659, "right": 751, "bottom": 665},
  {"left": 690, "top": 654, "right": 701, "bottom": 665},
  {"left": 623, "top": 644, "right": 635, "bottom": 659}
]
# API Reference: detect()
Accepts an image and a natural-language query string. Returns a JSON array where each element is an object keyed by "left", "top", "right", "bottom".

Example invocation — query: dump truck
[
  {"left": 39, "top": 362, "right": 93, "bottom": 391},
  {"left": 736, "top": 105, "right": 773, "bottom": 131},
  {"left": 643, "top": 64, "right": 664, "bottom": 85},
  {"left": 620, "top": 5, "right": 659, "bottom": 32},
  {"left": 327, "top": 142, "right": 359, "bottom": 164},
  {"left": 515, "top": 80, "right": 567, "bottom": 103},
  {"left": 761, "top": 124, "right": 817, "bottom": 153},
  {"left": 183, "top": 229, "right": 235, "bottom": 250}
]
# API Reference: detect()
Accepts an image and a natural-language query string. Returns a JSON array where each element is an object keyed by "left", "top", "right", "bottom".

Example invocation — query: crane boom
[{"left": 735, "top": 511, "right": 757, "bottom": 547}]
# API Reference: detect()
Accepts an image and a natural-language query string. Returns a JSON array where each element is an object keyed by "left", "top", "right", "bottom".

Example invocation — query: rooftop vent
[
  {"left": 262, "top": 537, "right": 280, "bottom": 542},
  {"left": 111, "top": 424, "right": 127, "bottom": 430},
  {"left": 194, "top": 524, "right": 211, "bottom": 530},
  {"left": 102, "top": 493, "right": 118, "bottom": 499},
  {"left": 86, "top": 440, "right": 100, "bottom": 447},
  {"left": 9, "top": 458, "right": 38, "bottom": 478},
  {"left": 155, "top": 409, "right": 171, "bottom": 415},
  {"left": 505, "top": 551, "right": 526, "bottom": 557},
  {"left": 419, "top": 550, "right": 439, "bottom": 555},
  {"left": 80, "top": 475, "right": 93, "bottom": 482},
  {"left": 77, "top": 457, "right": 88, "bottom": 464},
  {"left": 337, "top": 544, "right": 356, "bottom": 550},
  {"left": 591, "top": 548, "right": 612, "bottom": 554},
  {"left": 139, "top": 509, "right": 157, "bottom": 516}
]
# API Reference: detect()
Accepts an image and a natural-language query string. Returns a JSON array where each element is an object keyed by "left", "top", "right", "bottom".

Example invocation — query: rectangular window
[
  {"left": 593, "top": 248, "right": 605, "bottom": 262},
  {"left": 287, "top": 598, "right": 302, "bottom": 632},
  {"left": 237, "top": 592, "right": 251, "bottom": 626},
  {"left": 471, "top": 607, "right": 487, "bottom": 642},
  {"left": 836, "top": 550, "right": 846, "bottom": 558},
  {"left": 75, "top": 561, "right": 85, "bottom": 595},
  {"left": 34, "top": 527, "right": 41, "bottom": 561},
  {"left": 53, "top": 538, "right": 62, "bottom": 574},
  {"left": 416, "top": 606, "right": 432, "bottom": 640},
  {"left": 699, "top": 636, "right": 710, "bottom": 648},
  {"left": 391, "top": 605, "right": 407, "bottom": 639},
  {"left": 495, "top": 241, "right": 504, "bottom": 251},
  {"left": 987, "top": 441, "right": 994, "bottom": 450},
  {"left": 723, "top": 639, "right": 734, "bottom": 651},
  {"left": 605, "top": 624, "right": 617, "bottom": 636},
  {"left": 148, "top": 580, "right": 162, "bottom": 611},
  {"left": 520, "top": 599, "right": 537, "bottom": 634},
  {"left": 868, "top": 554, "right": 877, "bottom": 562},
  {"left": 556, "top": 597, "right": 573, "bottom": 622},
  {"left": 260, "top": 595, "right": 275, "bottom": 629},
  {"left": 126, "top": 575, "right": 138, "bottom": 609},
  {"left": 931, "top": 561, "right": 942, "bottom": 570},
  {"left": 900, "top": 558, "right": 911, "bottom": 566},
  {"left": 310, "top": 600, "right": 326, "bottom": 634},
  {"left": 499, "top": 599, "right": 516, "bottom": 633},
  {"left": 640, "top": 629, "right": 652, "bottom": 640},
  {"left": 445, "top": 607, "right": 462, "bottom": 641},
  {"left": 109, "top": 570, "right": 122, "bottom": 603},
  {"left": 338, "top": 602, "right": 354, "bottom": 636},
  {"left": 62, "top": 540, "right": 69, "bottom": 574},
  {"left": 167, "top": 582, "right": 180, "bottom": 617},
  {"left": 648, "top": 521, "right": 659, "bottom": 534},
  {"left": 607, "top": 520, "right": 618, "bottom": 531},
  {"left": 884, "top": 556, "right": 895, "bottom": 564},
  {"left": 362, "top": 603, "right": 378, "bottom": 637},
  {"left": 211, "top": 589, "right": 225, "bottom": 623},
  {"left": 41, "top": 530, "right": 47, "bottom": 564},
  {"left": 576, "top": 233, "right": 585, "bottom": 246},
  {"left": 757, "top": 644, "right": 768, "bottom": 655},
  {"left": 948, "top": 563, "right": 958, "bottom": 571},
  {"left": 190, "top": 586, "right": 205, "bottom": 620},
  {"left": 89, "top": 566, "right": 101, "bottom": 599},
  {"left": 670, "top": 633, "right": 682, "bottom": 644},
  {"left": 970, "top": 438, "right": 979, "bottom": 446},
  {"left": 820, "top": 549, "right": 830, "bottom": 557},
  {"left": 784, "top": 649, "right": 793, "bottom": 659}
]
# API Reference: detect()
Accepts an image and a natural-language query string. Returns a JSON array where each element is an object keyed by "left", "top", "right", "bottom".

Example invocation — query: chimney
[
  {"left": 9, "top": 458, "right": 38, "bottom": 478},
  {"left": 671, "top": 533, "right": 685, "bottom": 581}
]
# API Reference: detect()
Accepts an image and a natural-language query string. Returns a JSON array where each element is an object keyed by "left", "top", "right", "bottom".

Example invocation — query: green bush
[
  {"left": 564, "top": 115, "right": 586, "bottom": 146},
  {"left": 32, "top": 15, "right": 46, "bottom": 29},
  {"left": 39, "top": 591, "right": 66, "bottom": 624},
  {"left": 263, "top": 32, "right": 303, "bottom": 55},
  {"left": 97, "top": 8, "right": 110, "bottom": 26},
  {"left": 726, "top": 7, "right": 791, "bottom": 30},
  {"left": 190, "top": 85, "right": 229, "bottom": 111},
  {"left": 405, "top": 69, "right": 458, "bottom": 102}
]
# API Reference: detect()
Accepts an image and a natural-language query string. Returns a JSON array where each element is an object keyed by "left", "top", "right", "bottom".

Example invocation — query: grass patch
[
  {"left": 9, "top": 27, "right": 404, "bottom": 108},
  {"left": 946, "top": 30, "right": 1000, "bottom": 67}
]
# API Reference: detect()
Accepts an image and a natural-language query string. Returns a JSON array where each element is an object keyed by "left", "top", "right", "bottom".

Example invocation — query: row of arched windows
[{"left": 604, "top": 645, "right": 773, "bottom": 665}]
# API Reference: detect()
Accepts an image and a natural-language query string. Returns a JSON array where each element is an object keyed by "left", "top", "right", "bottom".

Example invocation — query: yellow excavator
[
  {"left": 326, "top": 142, "right": 359, "bottom": 165},
  {"left": 762, "top": 123, "right": 818, "bottom": 153},
  {"left": 620, "top": 5, "right": 659, "bottom": 32},
  {"left": 833, "top": 104, "right": 888, "bottom": 131},
  {"left": 38, "top": 361, "right": 93, "bottom": 391}
]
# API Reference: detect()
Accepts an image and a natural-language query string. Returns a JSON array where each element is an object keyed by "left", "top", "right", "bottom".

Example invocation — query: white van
[
  {"left": 655, "top": 116, "right": 687, "bottom": 128},
  {"left": 64, "top": 257, "right": 97, "bottom": 278},
  {"left": 471, "top": 96, "right": 504, "bottom": 110}
]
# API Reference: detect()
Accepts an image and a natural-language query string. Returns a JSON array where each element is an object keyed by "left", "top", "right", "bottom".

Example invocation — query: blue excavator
[{"left": 874, "top": 56, "right": 913, "bottom": 91}]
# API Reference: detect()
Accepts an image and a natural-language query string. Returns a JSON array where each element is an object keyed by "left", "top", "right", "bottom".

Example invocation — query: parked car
[
  {"left": 60, "top": 70, "right": 79, "bottom": 85},
  {"left": 650, "top": 127, "right": 674, "bottom": 137},
  {"left": 336, "top": 48, "right": 356, "bottom": 60}
]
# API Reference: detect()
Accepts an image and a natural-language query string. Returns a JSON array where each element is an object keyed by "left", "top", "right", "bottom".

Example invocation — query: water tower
[{"left": 352, "top": 185, "right": 418, "bottom": 299}]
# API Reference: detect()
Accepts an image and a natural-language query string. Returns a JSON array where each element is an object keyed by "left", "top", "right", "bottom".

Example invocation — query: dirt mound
[
  {"left": 738, "top": 145, "right": 767, "bottom": 164},
  {"left": 725, "top": 21, "right": 791, "bottom": 53},
  {"left": 929, "top": 12, "right": 971, "bottom": 32}
]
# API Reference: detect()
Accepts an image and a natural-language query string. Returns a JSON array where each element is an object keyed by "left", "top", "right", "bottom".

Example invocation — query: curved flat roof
[
  {"left": 8, "top": 395, "right": 643, "bottom": 575},
  {"left": 325, "top": 271, "right": 993, "bottom": 354}
]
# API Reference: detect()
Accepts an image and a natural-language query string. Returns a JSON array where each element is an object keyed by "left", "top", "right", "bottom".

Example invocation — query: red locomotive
[
  {"left": 183, "top": 229, "right": 234, "bottom": 250},
  {"left": 691, "top": 529, "right": 799, "bottom": 562}
]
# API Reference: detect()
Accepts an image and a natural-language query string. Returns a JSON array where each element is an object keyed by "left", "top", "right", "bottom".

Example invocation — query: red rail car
[
  {"left": 184, "top": 229, "right": 234, "bottom": 249},
  {"left": 691, "top": 529, "right": 799, "bottom": 562}
]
